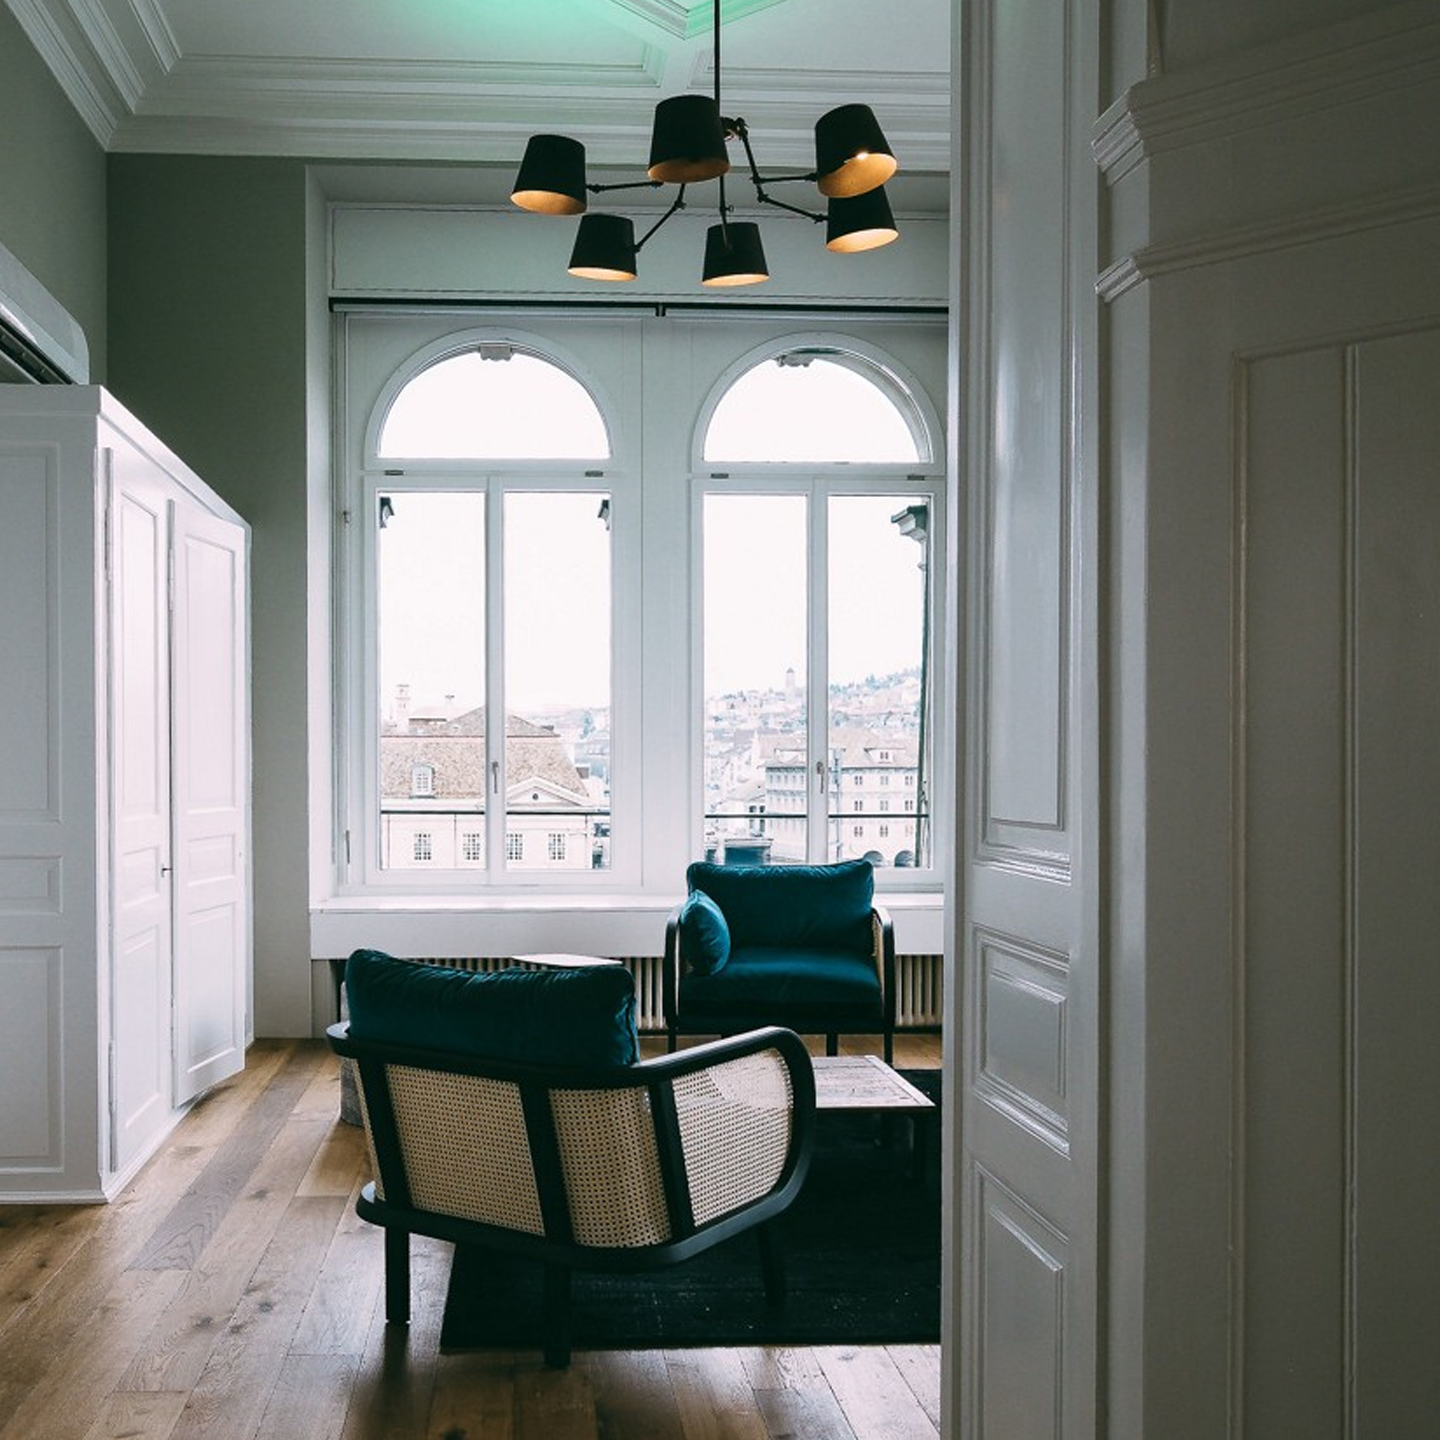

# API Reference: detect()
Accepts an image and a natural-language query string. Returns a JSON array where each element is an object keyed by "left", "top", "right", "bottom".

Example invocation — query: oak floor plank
[
  {"left": 164, "top": 1195, "right": 350, "bottom": 1440},
  {"left": 339, "top": 1235, "right": 449, "bottom": 1440},
  {"left": 252, "top": 1353, "right": 357, "bottom": 1440},
  {"left": 580, "top": 1349, "right": 687, "bottom": 1440},
  {"left": 425, "top": 1352, "right": 520, "bottom": 1440},
  {"left": 0, "top": 1267, "right": 187, "bottom": 1440},
  {"left": 815, "top": 1345, "right": 940, "bottom": 1440},
  {"left": 886, "top": 1344, "right": 942, "bottom": 1430},
  {"left": 514, "top": 1361, "right": 600, "bottom": 1440},
  {"left": 118, "top": 1114, "right": 334, "bottom": 1392},
  {"left": 289, "top": 1185, "right": 386, "bottom": 1356},
  {"left": 0, "top": 1204, "right": 104, "bottom": 1339},
  {"left": 664, "top": 1349, "right": 770, "bottom": 1440},
  {"left": 78, "top": 1391, "right": 188, "bottom": 1440},
  {"left": 738, "top": 1347, "right": 858, "bottom": 1440},
  {"left": 130, "top": 1045, "right": 329, "bottom": 1273},
  {"left": 297, "top": 1119, "right": 366, "bottom": 1199}
]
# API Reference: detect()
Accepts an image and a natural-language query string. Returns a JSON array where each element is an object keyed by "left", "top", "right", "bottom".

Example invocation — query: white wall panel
[{"left": 0, "top": 947, "right": 60, "bottom": 1164}]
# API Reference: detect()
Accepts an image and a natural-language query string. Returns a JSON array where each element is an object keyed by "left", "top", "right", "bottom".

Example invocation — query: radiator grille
[{"left": 403, "top": 953, "right": 944, "bottom": 1033}]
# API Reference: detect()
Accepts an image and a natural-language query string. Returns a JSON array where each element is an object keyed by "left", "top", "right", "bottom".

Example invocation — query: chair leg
[
  {"left": 543, "top": 1263, "right": 572, "bottom": 1368},
  {"left": 758, "top": 1222, "right": 786, "bottom": 1306},
  {"left": 667, "top": 1027, "right": 678, "bottom": 1054},
  {"left": 384, "top": 1228, "right": 410, "bottom": 1325},
  {"left": 825, "top": 1033, "right": 839, "bottom": 1057},
  {"left": 884, "top": 1028, "right": 894, "bottom": 1066}
]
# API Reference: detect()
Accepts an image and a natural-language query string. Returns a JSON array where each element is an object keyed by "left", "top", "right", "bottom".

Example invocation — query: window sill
[{"left": 310, "top": 889, "right": 945, "bottom": 959}]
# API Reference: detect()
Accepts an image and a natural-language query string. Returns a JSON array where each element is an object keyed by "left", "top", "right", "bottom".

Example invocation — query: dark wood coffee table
[{"left": 810, "top": 1053, "right": 937, "bottom": 1176}]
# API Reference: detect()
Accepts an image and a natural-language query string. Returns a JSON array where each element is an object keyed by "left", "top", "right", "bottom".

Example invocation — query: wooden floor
[{"left": 0, "top": 1034, "right": 942, "bottom": 1440}]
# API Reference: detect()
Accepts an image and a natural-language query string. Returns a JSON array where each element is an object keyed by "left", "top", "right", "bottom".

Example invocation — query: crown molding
[
  {"left": 610, "top": 0, "right": 793, "bottom": 42},
  {"left": 1093, "top": 0, "right": 1440, "bottom": 183},
  {"left": 3, "top": 0, "right": 122, "bottom": 144}
]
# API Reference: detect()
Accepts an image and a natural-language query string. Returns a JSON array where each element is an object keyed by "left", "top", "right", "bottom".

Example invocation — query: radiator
[{"left": 405, "top": 952, "right": 944, "bottom": 1033}]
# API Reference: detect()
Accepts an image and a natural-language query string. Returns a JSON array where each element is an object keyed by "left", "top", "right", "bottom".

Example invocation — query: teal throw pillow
[
  {"left": 679, "top": 888, "right": 731, "bottom": 975},
  {"left": 344, "top": 949, "right": 639, "bottom": 1067}
]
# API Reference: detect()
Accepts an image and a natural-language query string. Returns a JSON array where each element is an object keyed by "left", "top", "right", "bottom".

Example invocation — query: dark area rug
[{"left": 439, "top": 1069, "right": 940, "bottom": 1352}]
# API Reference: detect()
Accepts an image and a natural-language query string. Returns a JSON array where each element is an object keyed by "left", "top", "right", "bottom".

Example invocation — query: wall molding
[{"left": 1096, "top": 180, "right": 1440, "bottom": 303}]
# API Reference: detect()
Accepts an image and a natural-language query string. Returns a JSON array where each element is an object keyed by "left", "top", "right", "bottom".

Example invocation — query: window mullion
[
  {"left": 807, "top": 481, "right": 828, "bottom": 864},
  {"left": 484, "top": 475, "right": 506, "bottom": 880}
]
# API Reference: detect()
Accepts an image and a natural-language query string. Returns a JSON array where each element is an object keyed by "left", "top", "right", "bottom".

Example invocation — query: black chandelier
[{"left": 509, "top": 4, "right": 899, "bottom": 287}]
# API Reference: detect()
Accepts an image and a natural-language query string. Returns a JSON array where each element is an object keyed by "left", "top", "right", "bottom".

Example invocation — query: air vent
[{"left": 0, "top": 237, "right": 90, "bottom": 385}]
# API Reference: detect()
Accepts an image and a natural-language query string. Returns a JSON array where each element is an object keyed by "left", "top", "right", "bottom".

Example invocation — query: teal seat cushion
[
  {"left": 344, "top": 949, "right": 639, "bottom": 1067},
  {"left": 679, "top": 945, "right": 882, "bottom": 1030},
  {"left": 685, "top": 859, "right": 874, "bottom": 953},
  {"left": 678, "top": 888, "right": 731, "bottom": 975}
]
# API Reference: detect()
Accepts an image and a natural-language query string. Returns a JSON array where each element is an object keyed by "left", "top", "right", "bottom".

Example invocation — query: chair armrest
[
  {"left": 663, "top": 901, "right": 685, "bottom": 1029},
  {"left": 872, "top": 904, "right": 897, "bottom": 1032}
]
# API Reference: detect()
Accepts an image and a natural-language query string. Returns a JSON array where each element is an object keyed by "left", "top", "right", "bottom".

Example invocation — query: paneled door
[
  {"left": 170, "top": 502, "right": 249, "bottom": 1103},
  {"left": 108, "top": 463, "right": 174, "bottom": 1175}
]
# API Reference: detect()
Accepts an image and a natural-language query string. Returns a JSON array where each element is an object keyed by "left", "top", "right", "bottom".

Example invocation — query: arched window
[
  {"left": 378, "top": 346, "right": 610, "bottom": 460},
  {"left": 703, "top": 348, "right": 926, "bottom": 464},
  {"left": 699, "top": 342, "right": 938, "bottom": 871}
]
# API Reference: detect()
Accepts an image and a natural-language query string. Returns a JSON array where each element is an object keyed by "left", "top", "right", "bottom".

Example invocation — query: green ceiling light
[
  {"left": 567, "top": 214, "right": 638, "bottom": 281},
  {"left": 701, "top": 222, "right": 769, "bottom": 287},
  {"left": 510, "top": 6, "right": 900, "bottom": 287},
  {"left": 511, "top": 134, "right": 588, "bottom": 215},
  {"left": 825, "top": 185, "right": 899, "bottom": 253},
  {"left": 814, "top": 104, "right": 897, "bottom": 198}
]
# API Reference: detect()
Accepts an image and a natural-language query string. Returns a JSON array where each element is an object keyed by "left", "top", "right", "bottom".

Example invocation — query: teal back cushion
[
  {"left": 685, "top": 859, "right": 874, "bottom": 953},
  {"left": 344, "top": 950, "right": 639, "bottom": 1067},
  {"left": 678, "top": 888, "right": 731, "bottom": 974}
]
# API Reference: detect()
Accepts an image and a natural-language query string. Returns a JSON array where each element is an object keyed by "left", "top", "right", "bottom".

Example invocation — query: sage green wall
[
  {"left": 0, "top": 4, "right": 107, "bottom": 379},
  {"left": 107, "top": 154, "right": 314, "bottom": 1036}
]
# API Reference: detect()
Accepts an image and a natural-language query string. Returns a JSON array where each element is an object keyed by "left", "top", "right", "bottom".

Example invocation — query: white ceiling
[{"left": 7, "top": 0, "right": 951, "bottom": 175}]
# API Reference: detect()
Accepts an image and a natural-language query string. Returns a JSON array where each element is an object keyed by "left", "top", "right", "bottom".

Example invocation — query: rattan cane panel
[
  {"left": 386, "top": 1065, "right": 545, "bottom": 1234},
  {"left": 354, "top": 1071, "right": 384, "bottom": 1200},
  {"left": 673, "top": 1049, "right": 794, "bottom": 1227},
  {"left": 549, "top": 1087, "right": 670, "bottom": 1248}
]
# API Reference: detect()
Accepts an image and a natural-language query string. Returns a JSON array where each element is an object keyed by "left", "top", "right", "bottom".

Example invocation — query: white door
[
  {"left": 170, "top": 502, "right": 249, "bottom": 1102},
  {"left": 108, "top": 465, "right": 174, "bottom": 1173},
  {"left": 948, "top": 1, "right": 1101, "bottom": 1434}
]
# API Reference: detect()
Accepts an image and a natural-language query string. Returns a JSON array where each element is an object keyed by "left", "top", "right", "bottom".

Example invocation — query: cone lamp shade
[
  {"left": 813, "top": 103, "right": 897, "bottom": 198},
  {"left": 701, "top": 222, "right": 769, "bottom": 287},
  {"left": 648, "top": 94, "right": 732, "bottom": 183},
  {"left": 512, "top": 134, "right": 588, "bottom": 215},
  {"left": 825, "top": 186, "right": 899, "bottom": 253},
  {"left": 568, "top": 214, "right": 638, "bottom": 281}
]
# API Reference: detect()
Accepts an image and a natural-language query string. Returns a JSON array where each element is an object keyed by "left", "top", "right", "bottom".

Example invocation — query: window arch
[
  {"left": 701, "top": 341, "right": 931, "bottom": 465},
  {"left": 376, "top": 341, "right": 611, "bottom": 461}
]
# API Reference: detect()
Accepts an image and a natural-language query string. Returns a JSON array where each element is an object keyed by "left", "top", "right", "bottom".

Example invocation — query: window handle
[
  {"left": 491, "top": 760, "right": 500, "bottom": 795},
  {"left": 816, "top": 759, "right": 826, "bottom": 794}
]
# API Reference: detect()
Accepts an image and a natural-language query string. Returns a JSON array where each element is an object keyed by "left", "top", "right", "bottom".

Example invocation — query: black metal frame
[
  {"left": 326, "top": 1022, "right": 815, "bottom": 1366},
  {"left": 662, "top": 903, "right": 897, "bottom": 1065}
]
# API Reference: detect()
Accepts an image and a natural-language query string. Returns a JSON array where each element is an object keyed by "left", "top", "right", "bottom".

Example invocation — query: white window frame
[
  {"left": 331, "top": 312, "right": 944, "bottom": 900},
  {"left": 690, "top": 333, "right": 945, "bottom": 884}
]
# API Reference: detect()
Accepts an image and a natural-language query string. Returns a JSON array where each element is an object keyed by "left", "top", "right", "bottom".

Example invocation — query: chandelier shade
[
  {"left": 814, "top": 104, "right": 897, "bottom": 198},
  {"left": 567, "top": 214, "right": 638, "bottom": 281},
  {"left": 701, "top": 222, "right": 769, "bottom": 287},
  {"left": 648, "top": 95, "right": 732, "bottom": 184},
  {"left": 511, "top": 134, "right": 589, "bottom": 215},
  {"left": 510, "top": 7, "right": 900, "bottom": 288},
  {"left": 825, "top": 185, "right": 899, "bottom": 253}
]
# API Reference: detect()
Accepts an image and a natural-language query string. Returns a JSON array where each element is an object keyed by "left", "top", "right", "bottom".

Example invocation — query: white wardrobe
[{"left": 0, "top": 386, "right": 251, "bottom": 1201}]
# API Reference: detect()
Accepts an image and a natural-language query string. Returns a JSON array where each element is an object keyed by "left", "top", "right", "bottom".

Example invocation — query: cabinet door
[
  {"left": 171, "top": 502, "right": 249, "bottom": 1103},
  {"left": 109, "top": 469, "right": 174, "bottom": 1173}
]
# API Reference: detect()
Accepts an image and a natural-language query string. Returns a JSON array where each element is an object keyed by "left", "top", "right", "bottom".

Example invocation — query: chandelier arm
[
  {"left": 587, "top": 179, "right": 665, "bottom": 195},
  {"left": 633, "top": 185, "right": 689, "bottom": 252},
  {"left": 731, "top": 119, "right": 826, "bottom": 223}
]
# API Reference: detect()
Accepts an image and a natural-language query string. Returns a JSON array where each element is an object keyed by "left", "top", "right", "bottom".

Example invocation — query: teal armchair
[{"left": 664, "top": 859, "right": 896, "bottom": 1064}]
